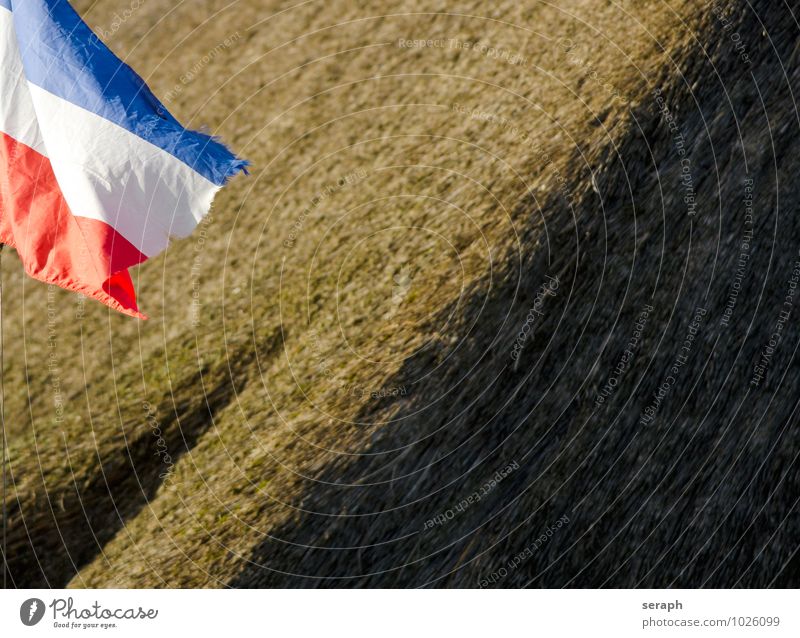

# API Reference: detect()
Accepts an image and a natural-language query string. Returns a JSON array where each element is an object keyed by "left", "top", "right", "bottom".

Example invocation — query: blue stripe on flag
[{"left": 10, "top": 0, "right": 247, "bottom": 186}]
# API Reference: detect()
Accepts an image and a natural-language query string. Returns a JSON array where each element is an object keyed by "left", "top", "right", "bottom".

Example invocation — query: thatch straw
[{"left": 3, "top": 0, "right": 798, "bottom": 587}]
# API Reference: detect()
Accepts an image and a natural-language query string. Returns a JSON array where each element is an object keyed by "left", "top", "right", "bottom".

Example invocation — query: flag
[{"left": 0, "top": 0, "right": 247, "bottom": 318}]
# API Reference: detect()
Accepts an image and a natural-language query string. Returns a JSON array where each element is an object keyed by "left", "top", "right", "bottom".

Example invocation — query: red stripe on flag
[{"left": 0, "top": 131, "right": 148, "bottom": 318}]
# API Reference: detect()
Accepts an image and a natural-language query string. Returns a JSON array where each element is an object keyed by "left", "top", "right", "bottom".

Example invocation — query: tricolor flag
[{"left": 0, "top": 0, "right": 247, "bottom": 318}]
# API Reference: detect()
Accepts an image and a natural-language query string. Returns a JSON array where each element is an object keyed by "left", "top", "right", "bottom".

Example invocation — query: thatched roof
[{"left": 3, "top": 0, "right": 798, "bottom": 587}]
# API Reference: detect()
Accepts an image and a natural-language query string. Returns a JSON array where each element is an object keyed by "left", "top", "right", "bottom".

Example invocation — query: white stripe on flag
[
  {"left": 27, "top": 83, "right": 221, "bottom": 258},
  {"left": 0, "top": 7, "right": 46, "bottom": 154}
]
